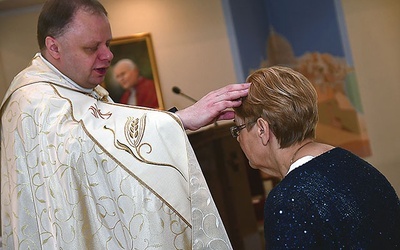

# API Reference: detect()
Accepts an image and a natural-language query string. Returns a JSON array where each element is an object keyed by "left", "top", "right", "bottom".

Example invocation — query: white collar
[
  {"left": 39, "top": 53, "right": 94, "bottom": 94},
  {"left": 286, "top": 155, "right": 315, "bottom": 176}
]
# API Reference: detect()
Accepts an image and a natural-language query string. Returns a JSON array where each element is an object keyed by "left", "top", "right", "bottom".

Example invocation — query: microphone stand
[
  {"left": 172, "top": 86, "right": 218, "bottom": 127},
  {"left": 172, "top": 86, "right": 198, "bottom": 102}
]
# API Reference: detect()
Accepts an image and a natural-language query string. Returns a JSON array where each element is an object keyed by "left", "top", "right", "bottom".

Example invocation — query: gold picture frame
[{"left": 103, "top": 33, "right": 164, "bottom": 109}]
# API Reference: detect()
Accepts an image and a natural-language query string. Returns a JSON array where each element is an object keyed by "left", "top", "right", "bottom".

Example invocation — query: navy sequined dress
[{"left": 264, "top": 147, "right": 400, "bottom": 249}]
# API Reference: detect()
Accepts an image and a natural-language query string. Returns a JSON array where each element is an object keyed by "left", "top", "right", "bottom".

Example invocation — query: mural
[{"left": 223, "top": 0, "right": 371, "bottom": 157}]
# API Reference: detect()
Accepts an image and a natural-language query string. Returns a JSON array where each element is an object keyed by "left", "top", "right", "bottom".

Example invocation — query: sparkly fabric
[{"left": 264, "top": 147, "right": 400, "bottom": 249}]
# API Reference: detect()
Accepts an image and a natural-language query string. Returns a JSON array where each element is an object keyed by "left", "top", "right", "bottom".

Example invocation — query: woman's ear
[
  {"left": 45, "top": 36, "right": 61, "bottom": 59},
  {"left": 257, "top": 118, "right": 270, "bottom": 146}
]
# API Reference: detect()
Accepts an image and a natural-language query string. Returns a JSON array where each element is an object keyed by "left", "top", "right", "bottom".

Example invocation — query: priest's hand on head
[{"left": 175, "top": 83, "right": 250, "bottom": 131}]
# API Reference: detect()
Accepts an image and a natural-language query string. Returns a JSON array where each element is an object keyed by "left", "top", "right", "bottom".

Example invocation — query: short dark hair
[{"left": 37, "top": 0, "right": 108, "bottom": 50}]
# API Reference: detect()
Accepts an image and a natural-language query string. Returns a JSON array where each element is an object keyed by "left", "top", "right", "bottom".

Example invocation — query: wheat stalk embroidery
[{"left": 104, "top": 114, "right": 186, "bottom": 181}]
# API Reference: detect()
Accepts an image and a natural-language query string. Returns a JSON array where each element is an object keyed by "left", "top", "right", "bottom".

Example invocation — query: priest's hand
[{"left": 175, "top": 83, "right": 250, "bottom": 131}]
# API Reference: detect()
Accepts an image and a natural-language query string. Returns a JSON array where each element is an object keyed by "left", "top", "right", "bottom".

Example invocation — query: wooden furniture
[{"left": 188, "top": 122, "right": 265, "bottom": 249}]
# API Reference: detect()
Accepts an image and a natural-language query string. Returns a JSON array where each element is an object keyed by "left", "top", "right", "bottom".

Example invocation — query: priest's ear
[{"left": 45, "top": 36, "right": 61, "bottom": 59}]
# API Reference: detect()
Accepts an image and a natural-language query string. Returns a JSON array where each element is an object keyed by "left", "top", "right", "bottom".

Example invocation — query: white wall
[{"left": 0, "top": 0, "right": 399, "bottom": 194}]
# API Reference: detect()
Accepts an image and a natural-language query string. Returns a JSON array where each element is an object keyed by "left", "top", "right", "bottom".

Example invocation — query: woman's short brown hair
[{"left": 234, "top": 66, "right": 318, "bottom": 148}]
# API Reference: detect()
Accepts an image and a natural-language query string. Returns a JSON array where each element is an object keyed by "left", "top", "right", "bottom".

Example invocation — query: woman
[{"left": 232, "top": 66, "right": 400, "bottom": 249}]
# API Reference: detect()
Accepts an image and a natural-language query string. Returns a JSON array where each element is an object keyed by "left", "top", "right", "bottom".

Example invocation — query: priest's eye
[{"left": 84, "top": 46, "right": 98, "bottom": 53}]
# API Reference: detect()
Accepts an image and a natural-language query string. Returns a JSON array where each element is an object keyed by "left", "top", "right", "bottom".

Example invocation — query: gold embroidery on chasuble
[
  {"left": 102, "top": 114, "right": 187, "bottom": 180},
  {"left": 1, "top": 53, "right": 232, "bottom": 249},
  {"left": 89, "top": 103, "right": 112, "bottom": 119}
]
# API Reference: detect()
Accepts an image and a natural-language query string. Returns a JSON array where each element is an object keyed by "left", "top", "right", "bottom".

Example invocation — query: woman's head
[{"left": 234, "top": 66, "right": 318, "bottom": 148}]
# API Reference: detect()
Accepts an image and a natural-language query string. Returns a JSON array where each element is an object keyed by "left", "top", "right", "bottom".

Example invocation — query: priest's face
[{"left": 52, "top": 8, "right": 114, "bottom": 89}]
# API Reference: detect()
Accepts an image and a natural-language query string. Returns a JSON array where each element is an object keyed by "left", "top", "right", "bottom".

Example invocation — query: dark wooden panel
[{"left": 188, "top": 123, "right": 264, "bottom": 250}]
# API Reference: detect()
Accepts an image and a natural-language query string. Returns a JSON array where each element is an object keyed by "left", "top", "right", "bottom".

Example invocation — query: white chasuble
[{"left": 0, "top": 54, "right": 232, "bottom": 249}]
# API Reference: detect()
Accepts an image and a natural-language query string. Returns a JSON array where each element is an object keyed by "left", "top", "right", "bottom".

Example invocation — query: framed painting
[{"left": 102, "top": 33, "right": 164, "bottom": 109}]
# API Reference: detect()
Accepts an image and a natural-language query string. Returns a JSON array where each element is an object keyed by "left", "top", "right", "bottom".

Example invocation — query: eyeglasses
[
  {"left": 230, "top": 120, "right": 257, "bottom": 138},
  {"left": 230, "top": 124, "right": 247, "bottom": 138}
]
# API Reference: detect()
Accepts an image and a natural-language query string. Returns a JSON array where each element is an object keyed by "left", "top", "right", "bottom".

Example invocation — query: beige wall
[
  {"left": 0, "top": 8, "right": 41, "bottom": 88},
  {"left": 341, "top": 0, "right": 400, "bottom": 193},
  {"left": 0, "top": 0, "right": 399, "bottom": 194},
  {"left": 102, "top": 0, "right": 237, "bottom": 109}
]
